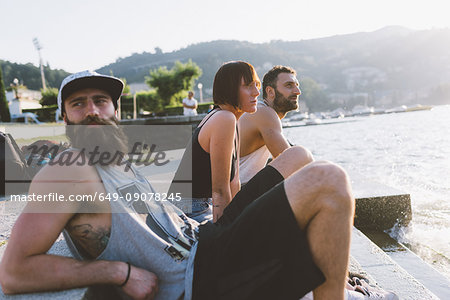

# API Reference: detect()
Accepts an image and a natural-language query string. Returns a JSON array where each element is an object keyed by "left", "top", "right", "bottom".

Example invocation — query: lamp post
[
  {"left": 33, "top": 38, "right": 47, "bottom": 91},
  {"left": 197, "top": 83, "right": 203, "bottom": 103},
  {"left": 133, "top": 92, "right": 137, "bottom": 119}
]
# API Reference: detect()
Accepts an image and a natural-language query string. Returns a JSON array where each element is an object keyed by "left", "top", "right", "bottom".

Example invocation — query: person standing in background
[{"left": 183, "top": 91, "right": 198, "bottom": 116}]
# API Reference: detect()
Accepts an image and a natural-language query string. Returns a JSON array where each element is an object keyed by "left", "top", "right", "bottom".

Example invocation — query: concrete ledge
[
  {"left": 0, "top": 288, "right": 85, "bottom": 300},
  {"left": 2, "top": 228, "right": 441, "bottom": 300},
  {"left": 0, "top": 173, "right": 436, "bottom": 299},
  {"left": 0, "top": 227, "right": 443, "bottom": 299},
  {"left": 351, "top": 174, "right": 412, "bottom": 231},
  {"left": 0, "top": 239, "right": 87, "bottom": 299},
  {"left": 351, "top": 227, "right": 439, "bottom": 299},
  {"left": 364, "top": 231, "right": 450, "bottom": 299},
  {"left": 120, "top": 114, "right": 205, "bottom": 126}
]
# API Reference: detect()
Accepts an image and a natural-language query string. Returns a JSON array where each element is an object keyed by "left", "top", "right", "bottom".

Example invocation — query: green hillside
[
  {"left": 0, "top": 61, "right": 69, "bottom": 90},
  {"left": 4, "top": 26, "right": 450, "bottom": 110},
  {"left": 96, "top": 26, "right": 450, "bottom": 106}
]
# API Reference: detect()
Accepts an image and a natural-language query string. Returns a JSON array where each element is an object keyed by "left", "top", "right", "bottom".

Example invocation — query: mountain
[
  {"left": 95, "top": 26, "right": 450, "bottom": 106},
  {"left": 3, "top": 26, "right": 450, "bottom": 108}
]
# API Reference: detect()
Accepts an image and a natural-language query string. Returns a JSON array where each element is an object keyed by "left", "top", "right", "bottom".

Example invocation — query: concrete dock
[
  {"left": 1, "top": 149, "right": 449, "bottom": 298},
  {"left": 1, "top": 127, "right": 449, "bottom": 299},
  {"left": 0, "top": 214, "right": 443, "bottom": 299}
]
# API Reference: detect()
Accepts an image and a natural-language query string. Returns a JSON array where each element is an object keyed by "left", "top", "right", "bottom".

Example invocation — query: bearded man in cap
[{"left": 0, "top": 71, "right": 165, "bottom": 299}]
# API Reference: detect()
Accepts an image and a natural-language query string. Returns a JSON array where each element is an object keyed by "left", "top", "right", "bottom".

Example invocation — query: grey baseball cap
[{"left": 57, "top": 70, "right": 124, "bottom": 116}]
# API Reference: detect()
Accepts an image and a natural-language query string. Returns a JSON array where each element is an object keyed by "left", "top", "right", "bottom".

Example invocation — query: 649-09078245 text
[{"left": 9, "top": 192, "right": 182, "bottom": 202}]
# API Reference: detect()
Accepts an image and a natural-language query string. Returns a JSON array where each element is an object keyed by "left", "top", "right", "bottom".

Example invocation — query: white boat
[
  {"left": 329, "top": 108, "right": 346, "bottom": 118},
  {"left": 352, "top": 105, "right": 374, "bottom": 116},
  {"left": 289, "top": 112, "right": 309, "bottom": 121},
  {"left": 385, "top": 105, "right": 407, "bottom": 113},
  {"left": 305, "top": 118, "right": 322, "bottom": 125},
  {"left": 406, "top": 104, "right": 432, "bottom": 112}
]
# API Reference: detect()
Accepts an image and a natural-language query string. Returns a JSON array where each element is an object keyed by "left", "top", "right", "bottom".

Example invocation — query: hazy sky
[{"left": 1, "top": 0, "right": 449, "bottom": 73}]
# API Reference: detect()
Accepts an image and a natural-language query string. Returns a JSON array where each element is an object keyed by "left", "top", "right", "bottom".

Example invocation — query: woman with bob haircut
[{"left": 170, "top": 61, "right": 260, "bottom": 222}]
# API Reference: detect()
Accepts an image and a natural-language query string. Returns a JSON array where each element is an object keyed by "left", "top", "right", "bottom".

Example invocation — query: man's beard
[
  {"left": 66, "top": 115, "right": 129, "bottom": 165},
  {"left": 273, "top": 89, "right": 298, "bottom": 114}
]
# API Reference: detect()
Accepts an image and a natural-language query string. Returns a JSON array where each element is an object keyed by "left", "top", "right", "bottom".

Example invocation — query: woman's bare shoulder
[{"left": 208, "top": 110, "right": 236, "bottom": 126}]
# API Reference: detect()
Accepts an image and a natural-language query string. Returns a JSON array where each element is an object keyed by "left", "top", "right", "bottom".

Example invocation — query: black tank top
[{"left": 169, "top": 109, "right": 238, "bottom": 198}]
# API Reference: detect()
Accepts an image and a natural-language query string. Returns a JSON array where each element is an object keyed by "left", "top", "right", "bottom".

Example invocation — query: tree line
[
  {"left": 0, "top": 57, "right": 344, "bottom": 121},
  {"left": 0, "top": 59, "right": 204, "bottom": 120},
  {"left": 0, "top": 60, "right": 69, "bottom": 91},
  {"left": 4, "top": 26, "right": 450, "bottom": 121}
]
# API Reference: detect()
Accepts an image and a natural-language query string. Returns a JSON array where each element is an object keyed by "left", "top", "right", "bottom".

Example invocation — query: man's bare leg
[
  {"left": 277, "top": 161, "right": 354, "bottom": 300},
  {"left": 269, "top": 145, "right": 314, "bottom": 178}
]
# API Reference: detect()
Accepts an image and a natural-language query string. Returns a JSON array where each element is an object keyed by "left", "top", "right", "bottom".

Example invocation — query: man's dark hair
[
  {"left": 213, "top": 61, "right": 260, "bottom": 108},
  {"left": 262, "top": 66, "right": 297, "bottom": 99}
]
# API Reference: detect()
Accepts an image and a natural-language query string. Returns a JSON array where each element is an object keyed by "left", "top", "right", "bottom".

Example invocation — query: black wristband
[{"left": 120, "top": 262, "right": 131, "bottom": 287}]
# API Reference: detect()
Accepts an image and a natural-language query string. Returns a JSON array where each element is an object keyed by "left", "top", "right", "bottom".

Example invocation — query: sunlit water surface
[{"left": 285, "top": 105, "right": 450, "bottom": 278}]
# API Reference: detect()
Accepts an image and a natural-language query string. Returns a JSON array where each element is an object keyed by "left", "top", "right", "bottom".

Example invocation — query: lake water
[{"left": 284, "top": 105, "right": 450, "bottom": 279}]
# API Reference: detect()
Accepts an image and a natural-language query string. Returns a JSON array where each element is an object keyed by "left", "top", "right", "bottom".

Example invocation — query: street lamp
[
  {"left": 33, "top": 38, "right": 47, "bottom": 91},
  {"left": 197, "top": 83, "right": 203, "bottom": 103}
]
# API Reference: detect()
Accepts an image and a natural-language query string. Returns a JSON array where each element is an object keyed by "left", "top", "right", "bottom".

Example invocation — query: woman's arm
[
  {"left": 230, "top": 172, "right": 241, "bottom": 199},
  {"left": 206, "top": 112, "right": 237, "bottom": 222},
  {"left": 230, "top": 131, "right": 241, "bottom": 198}
]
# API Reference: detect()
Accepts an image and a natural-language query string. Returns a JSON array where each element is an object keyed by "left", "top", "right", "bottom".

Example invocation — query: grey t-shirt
[{"left": 64, "top": 163, "right": 199, "bottom": 300}]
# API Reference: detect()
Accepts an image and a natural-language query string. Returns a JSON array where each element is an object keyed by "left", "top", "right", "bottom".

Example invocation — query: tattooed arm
[
  {"left": 0, "top": 162, "right": 158, "bottom": 299},
  {"left": 66, "top": 221, "right": 112, "bottom": 259}
]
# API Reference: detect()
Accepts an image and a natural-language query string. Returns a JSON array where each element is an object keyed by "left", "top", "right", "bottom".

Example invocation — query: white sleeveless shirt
[{"left": 239, "top": 100, "right": 272, "bottom": 185}]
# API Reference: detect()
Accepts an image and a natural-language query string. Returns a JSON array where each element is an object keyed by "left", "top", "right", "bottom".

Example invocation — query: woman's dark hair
[{"left": 213, "top": 61, "right": 260, "bottom": 108}]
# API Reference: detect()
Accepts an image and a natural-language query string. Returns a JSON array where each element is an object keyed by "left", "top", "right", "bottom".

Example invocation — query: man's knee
[
  {"left": 277, "top": 145, "right": 314, "bottom": 167},
  {"left": 303, "top": 161, "right": 354, "bottom": 210},
  {"left": 311, "top": 161, "right": 348, "bottom": 182},
  {"left": 285, "top": 161, "right": 354, "bottom": 228},
  {"left": 269, "top": 146, "right": 313, "bottom": 179},
  {"left": 291, "top": 145, "right": 313, "bottom": 164}
]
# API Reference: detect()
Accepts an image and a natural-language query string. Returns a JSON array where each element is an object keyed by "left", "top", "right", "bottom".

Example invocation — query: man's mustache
[{"left": 67, "top": 115, "right": 118, "bottom": 126}]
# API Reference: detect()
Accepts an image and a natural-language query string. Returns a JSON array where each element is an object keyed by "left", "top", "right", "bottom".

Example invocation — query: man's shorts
[{"left": 193, "top": 165, "right": 325, "bottom": 300}]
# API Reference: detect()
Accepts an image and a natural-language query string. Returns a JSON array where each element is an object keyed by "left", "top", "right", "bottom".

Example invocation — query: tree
[
  {"left": 120, "top": 78, "right": 131, "bottom": 95},
  {"left": 0, "top": 64, "right": 11, "bottom": 122},
  {"left": 146, "top": 60, "right": 202, "bottom": 109},
  {"left": 300, "top": 77, "right": 335, "bottom": 112},
  {"left": 136, "top": 90, "right": 160, "bottom": 112},
  {"left": 39, "top": 87, "right": 59, "bottom": 106}
]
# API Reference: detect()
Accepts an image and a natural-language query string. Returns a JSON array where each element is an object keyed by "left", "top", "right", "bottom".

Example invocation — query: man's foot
[
  {"left": 348, "top": 272, "right": 370, "bottom": 283},
  {"left": 346, "top": 277, "right": 399, "bottom": 300}
]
